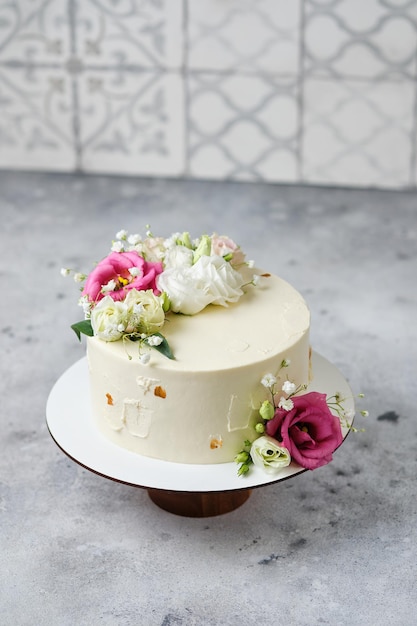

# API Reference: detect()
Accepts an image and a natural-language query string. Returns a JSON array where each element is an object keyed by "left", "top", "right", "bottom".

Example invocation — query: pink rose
[
  {"left": 265, "top": 392, "right": 343, "bottom": 470},
  {"left": 211, "top": 235, "right": 245, "bottom": 266},
  {"left": 82, "top": 251, "right": 163, "bottom": 303}
]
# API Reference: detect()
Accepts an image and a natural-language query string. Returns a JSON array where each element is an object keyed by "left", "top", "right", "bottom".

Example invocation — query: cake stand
[{"left": 46, "top": 352, "right": 353, "bottom": 517}]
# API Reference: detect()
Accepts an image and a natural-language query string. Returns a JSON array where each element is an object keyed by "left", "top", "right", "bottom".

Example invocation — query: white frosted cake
[
  {"left": 65, "top": 229, "right": 346, "bottom": 476},
  {"left": 87, "top": 272, "right": 310, "bottom": 464}
]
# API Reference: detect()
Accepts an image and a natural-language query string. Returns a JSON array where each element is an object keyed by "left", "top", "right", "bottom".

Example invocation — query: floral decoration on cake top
[{"left": 62, "top": 228, "right": 257, "bottom": 363}]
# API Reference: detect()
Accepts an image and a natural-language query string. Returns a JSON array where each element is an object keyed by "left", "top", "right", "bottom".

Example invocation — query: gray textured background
[{"left": 1, "top": 170, "right": 416, "bottom": 625}]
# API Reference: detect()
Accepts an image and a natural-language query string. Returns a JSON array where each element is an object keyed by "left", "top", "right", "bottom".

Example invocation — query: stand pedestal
[{"left": 147, "top": 488, "right": 252, "bottom": 517}]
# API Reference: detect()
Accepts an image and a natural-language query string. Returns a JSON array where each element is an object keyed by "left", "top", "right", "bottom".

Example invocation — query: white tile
[
  {"left": 76, "top": 0, "right": 184, "bottom": 69},
  {"left": 0, "top": 1, "right": 72, "bottom": 64},
  {"left": 302, "top": 78, "right": 414, "bottom": 187},
  {"left": 79, "top": 70, "right": 185, "bottom": 177},
  {"left": 188, "top": 0, "right": 301, "bottom": 74},
  {"left": 304, "top": 0, "right": 417, "bottom": 79},
  {"left": 0, "top": 66, "right": 76, "bottom": 171},
  {"left": 187, "top": 73, "right": 299, "bottom": 181}
]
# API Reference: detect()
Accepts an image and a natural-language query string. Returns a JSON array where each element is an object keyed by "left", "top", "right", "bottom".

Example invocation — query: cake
[{"left": 64, "top": 229, "right": 348, "bottom": 475}]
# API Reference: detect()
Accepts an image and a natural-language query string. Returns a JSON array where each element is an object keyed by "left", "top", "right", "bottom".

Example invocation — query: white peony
[
  {"left": 91, "top": 296, "right": 128, "bottom": 341},
  {"left": 157, "top": 255, "right": 245, "bottom": 315}
]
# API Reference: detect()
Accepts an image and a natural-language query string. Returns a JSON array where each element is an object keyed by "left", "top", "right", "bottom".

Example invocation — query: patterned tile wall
[{"left": 1, "top": 0, "right": 417, "bottom": 189}]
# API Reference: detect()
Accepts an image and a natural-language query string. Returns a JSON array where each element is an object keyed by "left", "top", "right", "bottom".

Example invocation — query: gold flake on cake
[
  {"left": 210, "top": 436, "right": 223, "bottom": 449},
  {"left": 105, "top": 392, "right": 114, "bottom": 406},
  {"left": 154, "top": 385, "right": 167, "bottom": 399}
]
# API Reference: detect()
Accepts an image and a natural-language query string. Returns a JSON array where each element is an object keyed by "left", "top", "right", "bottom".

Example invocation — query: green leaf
[
  {"left": 71, "top": 320, "right": 94, "bottom": 341},
  {"left": 151, "top": 332, "right": 175, "bottom": 360}
]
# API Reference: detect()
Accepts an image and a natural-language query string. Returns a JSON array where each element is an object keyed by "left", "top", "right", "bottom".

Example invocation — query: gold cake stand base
[{"left": 147, "top": 488, "right": 252, "bottom": 517}]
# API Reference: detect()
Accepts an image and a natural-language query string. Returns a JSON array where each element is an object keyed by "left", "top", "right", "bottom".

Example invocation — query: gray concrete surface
[{"left": 1, "top": 171, "right": 416, "bottom": 625}]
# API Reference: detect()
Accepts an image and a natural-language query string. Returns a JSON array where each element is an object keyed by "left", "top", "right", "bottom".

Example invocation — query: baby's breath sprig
[
  {"left": 121, "top": 331, "right": 174, "bottom": 362},
  {"left": 327, "top": 392, "right": 368, "bottom": 432},
  {"left": 60, "top": 267, "right": 87, "bottom": 284}
]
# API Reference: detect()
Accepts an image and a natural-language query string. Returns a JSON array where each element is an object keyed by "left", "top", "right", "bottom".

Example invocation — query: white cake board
[{"left": 46, "top": 351, "right": 353, "bottom": 506}]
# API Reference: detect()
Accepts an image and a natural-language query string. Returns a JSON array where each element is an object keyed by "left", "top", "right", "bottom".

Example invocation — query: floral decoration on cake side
[
  {"left": 235, "top": 360, "right": 368, "bottom": 477},
  {"left": 62, "top": 228, "right": 257, "bottom": 363}
]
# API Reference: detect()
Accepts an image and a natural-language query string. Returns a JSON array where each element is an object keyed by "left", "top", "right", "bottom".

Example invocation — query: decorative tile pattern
[
  {"left": 0, "top": 0, "right": 185, "bottom": 176},
  {"left": 0, "top": 65, "right": 76, "bottom": 170},
  {"left": 302, "top": 78, "right": 414, "bottom": 187},
  {"left": 1, "top": 0, "right": 417, "bottom": 188},
  {"left": 187, "top": 0, "right": 301, "bottom": 74},
  {"left": 187, "top": 73, "right": 299, "bottom": 181},
  {"left": 74, "top": 0, "right": 184, "bottom": 69},
  {"left": 79, "top": 70, "right": 184, "bottom": 175},
  {"left": 304, "top": 0, "right": 417, "bottom": 79}
]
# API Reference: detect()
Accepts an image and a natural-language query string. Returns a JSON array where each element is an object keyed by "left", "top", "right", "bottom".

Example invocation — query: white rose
[
  {"left": 91, "top": 296, "right": 128, "bottom": 341},
  {"left": 157, "top": 255, "right": 245, "bottom": 315},
  {"left": 141, "top": 237, "right": 166, "bottom": 262},
  {"left": 163, "top": 244, "right": 194, "bottom": 269},
  {"left": 250, "top": 435, "right": 291, "bottom": 474},
  {"left": 124, "top": 289, "right": 165, "bottom": 334}
]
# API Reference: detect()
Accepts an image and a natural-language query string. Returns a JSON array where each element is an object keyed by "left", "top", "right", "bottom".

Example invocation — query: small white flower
[
  {"left": 247, "top": 260, "right": 255, "bottom": 268},
  {"left": 128, "top": 233, "right": 141, "bottom": 245},
  {"left": 102, "top": 279, "right": 117, "bottom": 293},
  {"left": 147, "top": 335, "right": 163, "bottom": 346},
  {"left": 73, "top": 272, "right": 85, "bottom": 283},
  {"left": 278, "top": 397, "right": 294, "bottom": 411},
  {"left": 281, "top": 358, "right": 291, "bottom": 368},
  {"left": 139, "top": 353, "right": 151, "bottom": 365},
  {"left": 116, "top": 229, "right": 128, "bottom": 240},
  {"left": 252, "top": 274, "right": 260, "bottom": 286},
  {"left": 78, "top": 295, "right": 93, "bottom": 317},
  {"left": 261, "top": 373, "right": 277, "bottom": 389},
  {"left": 128, "top": 267, "right": 141, "bottom": 277},
  {"left": 360, "top": 410, "right": 369, "bottom": 418},
  {"left": 111, "top": 240, "right": 124, "bottom": 252},
  {"left": 60, "top": 268, "right": 71, "bottom": 277},
  {"left": 117, "top": 324, "right": 125, "bottom": 333},
  {"left": 282, "top": 380, "right": 297, "bottom": 395}
]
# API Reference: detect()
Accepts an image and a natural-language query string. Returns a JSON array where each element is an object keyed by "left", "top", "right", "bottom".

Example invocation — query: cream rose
[
  {"left": 124, "top": 289, "right": 165, "bottom": 334},
  {"left": 91, "top": 296, "right": 128, "bottom": 341},
  {"left": 157, "top": 255, "right": 245, "bottom": 315},
  {"left": 250, "top": 435, "right": 291, "bottom": 474},
  {"left": 163, "top": 244, "right": 194, "bottom": 270}
]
